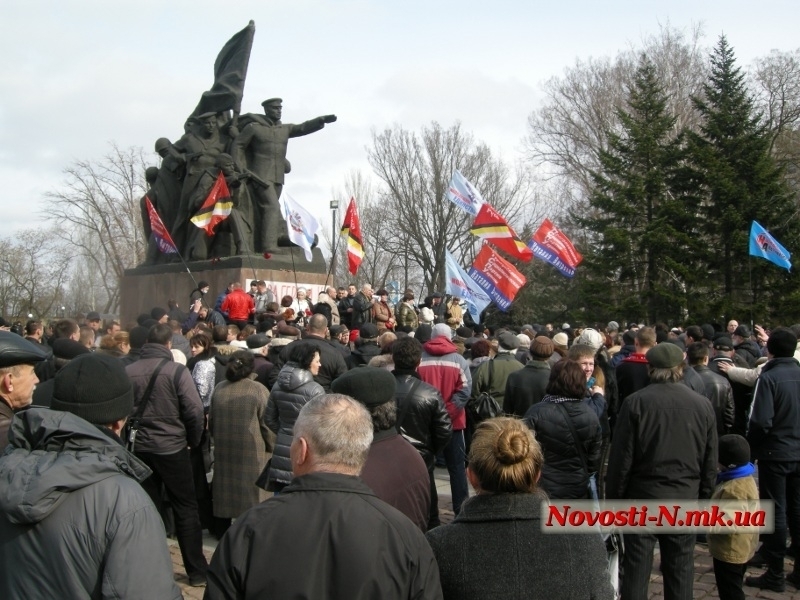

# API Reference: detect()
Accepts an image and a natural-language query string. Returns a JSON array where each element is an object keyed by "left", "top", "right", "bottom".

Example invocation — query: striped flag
[
  {"left": 190, "top": 172, "right": 233, "bottom": 236},
  {"left": 470, "top": 203, "right": 533, "bottom": 262},
  {"left": 145, "top": 197, "right": 179, "bottom": 254},
  {"left": 340, "top": 197, "right": 364, "bottom": 275}
]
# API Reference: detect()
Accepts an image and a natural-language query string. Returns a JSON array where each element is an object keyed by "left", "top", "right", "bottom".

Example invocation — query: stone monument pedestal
[{"left": 120, "top": 248, "right": 331, "bottom": 326}]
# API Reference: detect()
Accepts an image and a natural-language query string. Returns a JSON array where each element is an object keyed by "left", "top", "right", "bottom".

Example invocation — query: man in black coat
[
  {"left": 392, "top": 337, "right": 452, "bottom": 529},
  {"left": 732, "top": 325, "right": 762, "bottom": 367},
  {"left": 709, "top": 336, "right": 753, "bottom": 436},
  {"left": 206, "top": 394, "right": 442, "bottom": 599},
  {"left": 746, "top": 328, "right": 800, "bottom": 592},
  {"left": 267, "top": 314, "right": 347, "bottom": 391},
  {"left": 504, "top": 336, "right": 553, "bottom": 417},
  {"left": 606, "top": 343, "right": 717, "bottom": 600},
  {"left": 687, "top": 342, "right": 734, "bottom": 437}
]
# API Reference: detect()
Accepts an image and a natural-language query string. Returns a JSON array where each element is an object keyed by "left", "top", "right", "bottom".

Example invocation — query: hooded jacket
[
  {"left": 419, "top": 337, "right": 472, "bottom": 430},
  {"left": 0, "top": 408, "right": 181, "bottom": 600},
  {"left": 265, "top": 364, "right": 325, "bottom": 485}
]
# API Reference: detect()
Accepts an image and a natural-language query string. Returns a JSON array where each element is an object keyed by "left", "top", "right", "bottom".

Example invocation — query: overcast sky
[{"left": 2, "top": 0, "right": 798, "bottom": 242}]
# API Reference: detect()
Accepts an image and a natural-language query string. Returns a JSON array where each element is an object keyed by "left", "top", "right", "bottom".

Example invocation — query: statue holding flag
[{"left": 140, "top": 21, "right": 335, "bottom": 264}]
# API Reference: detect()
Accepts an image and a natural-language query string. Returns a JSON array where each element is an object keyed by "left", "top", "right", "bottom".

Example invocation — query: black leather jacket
[
  {"left": 393, "top": 371, "right": 452, "bottom": 469},
  {"left": 693, "top": 365, "right": 735, "bottom": 436}
]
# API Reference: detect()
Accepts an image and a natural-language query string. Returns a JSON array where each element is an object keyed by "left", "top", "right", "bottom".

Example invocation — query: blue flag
[
  {"left": 749, "top": 221, "right": 792, "bottom": 271},
  {"left": 445, "top": 250, "right": 492, "bottom": 323}
]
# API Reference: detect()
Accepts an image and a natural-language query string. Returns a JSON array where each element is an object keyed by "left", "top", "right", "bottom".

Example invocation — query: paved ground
[{"left": 169, "top": 468, "right": 798, "bottom": 599}]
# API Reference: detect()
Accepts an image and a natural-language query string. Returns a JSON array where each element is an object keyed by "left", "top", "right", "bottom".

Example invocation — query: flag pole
[
  {"left": 324, "top": 228, "right": 341, "bottom": 288},
  {"left": 288, "top": 245, "right": 301, "bottom": 302},
  {"left": 244, "top": 252, "right": 258, "bottom": 285}
]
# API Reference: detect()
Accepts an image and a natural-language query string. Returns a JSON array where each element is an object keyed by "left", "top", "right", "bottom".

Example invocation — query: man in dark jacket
[
  {"left": 337, "top": 284, "right": 357, "bottom": 329},
  {"left": 206, "top": 394, "right": 443, "bottom": 599},
  {"left": 687, "top": 342, "right": 734, "bottom": 437},
  {"left": 0, "top": 354, "right": 181, "bottom": 599},
  {"left": 332, "top": 368, "right": 431, "bottom": 531},
  {"left": 504, "top": 336, "right": 553, "bottom": 417},
  {"left": 346, "top": 322, "right": 382, "bottom": 368},
  {"left": 125, "top": 323, "right": 208, "bottom": 586},
  {"left": 615, "top": 326, "right": 656, "bottom": 408},
  {"left": 392, "top": 337, "right": 452, "bottom": 529},
  {"left": 733, "top": 325, "right": 762, "bottom": 367},
  {"left": 606, "top": 342, "right": 717, "bottom": 600},
  {"left": 746, "top": 328, "right": 800, "bottom": 592},
  {"left": 709, "top": 336, "right": 753, "bottom": 436},
  {"left": 471, "top": 331, "right": 523, "bottom": 414},
  {"left": 351, "top": 283, "right": 374, "bottom": 328},
  {"left": 268, "top": 314, "right": 348, "bottom": 390}
]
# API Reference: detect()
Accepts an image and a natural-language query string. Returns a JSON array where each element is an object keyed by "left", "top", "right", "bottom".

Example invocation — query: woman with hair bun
[
  {"left": 425, "top": 417, "right": 614, "bottom": 600},
  {"left": 208, "top": 350, "right": 274, "bottom": 536}
]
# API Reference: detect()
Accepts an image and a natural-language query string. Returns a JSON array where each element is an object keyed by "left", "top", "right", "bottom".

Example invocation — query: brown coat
[
  {"left": 209, "top": 376, "right": 275, "bottom": 518},
  {"left": 372, "top": 301, "right": 395, "bottom": 333}
]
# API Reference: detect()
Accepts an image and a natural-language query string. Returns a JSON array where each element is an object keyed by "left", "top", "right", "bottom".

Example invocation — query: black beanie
[
  {"left": 150, "top": 307, "right": 168, "bottom": 321},
  {"left": 331, "top": 368, "right": 396, "bottom": 407},
  {"left": 718, "top": 434, "right": 751, "bottom": 469},
  {"left": 767, "top": 327, "right": 797, "bottom": 358},
  {"left": 129, "top": 326, "right": 149, "bottom": 350},
  {"left": 51, "top": 354, "right": 133, "bottom": 424}
]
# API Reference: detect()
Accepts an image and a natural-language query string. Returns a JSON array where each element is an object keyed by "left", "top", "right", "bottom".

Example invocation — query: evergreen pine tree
[
  {"left": 688, "top": 35, "right": 797, "bottom": 321},
  {"left": 577, "top": 56, "right": 698, "bottom": 323}
]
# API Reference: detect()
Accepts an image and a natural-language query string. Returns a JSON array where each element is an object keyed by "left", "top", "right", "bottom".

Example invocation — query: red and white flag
[{"left": 340, "top": 197, "right": 364, "bottom": 275}]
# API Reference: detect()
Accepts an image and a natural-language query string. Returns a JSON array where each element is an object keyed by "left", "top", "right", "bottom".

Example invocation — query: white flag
[
  {"left": 446, "top": 169, "right": 486, "bottom": 216},
  {"left": 279, "top": 194, "right": 320, "bottom": 261}
]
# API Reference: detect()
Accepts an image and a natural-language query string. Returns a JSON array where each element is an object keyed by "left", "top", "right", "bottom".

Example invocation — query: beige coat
[{"left": 707, "top": 475, "right": 759, "bottom": 564}]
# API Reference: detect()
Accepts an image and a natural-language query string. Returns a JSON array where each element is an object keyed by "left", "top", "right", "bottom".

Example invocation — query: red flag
[
  {"left": 190, "top": 173, "right": 233, "bottom": 237},
  {"left": 145, "top": 197, "right": 179, "bottom": 254},
  {"left": 468, "top": 244, "right": 527, "bottom": 309},
  {"left": 532, "top": 219, "right": 582, "bottom": 267},
  {"left": 527, "top": 219, "right": 583, "bottom": 277},
  {"left": 469, "top": 203, "right": 533, "bottom": 262},
  {"left": 340, "top": 197, "right": 364, "bottom": 275}
]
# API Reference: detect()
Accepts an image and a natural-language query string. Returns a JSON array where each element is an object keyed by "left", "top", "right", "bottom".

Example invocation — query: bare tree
[
  {"left": 752, "top": 49, "right": 800, "bottom": 192},
  {"left": 368, "top": 121, "right": 529, "bottom": 294},
  {"left": 42, "top": 144, "right": 148, "bottom": 313},
  {"left": 525, "top": 24, "right": 708, "bottom": 211},
  {"left": 0, "top": 229, "right": 72, "bottom": 320}
]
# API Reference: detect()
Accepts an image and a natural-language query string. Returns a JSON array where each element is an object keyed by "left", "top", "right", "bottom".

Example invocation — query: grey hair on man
[{"left": 293, "top": 394, "right": 373, "bottom": 475}]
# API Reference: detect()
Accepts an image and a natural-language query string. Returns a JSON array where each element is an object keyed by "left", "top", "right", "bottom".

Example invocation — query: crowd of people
[{"left": 0, "top": 284, "right": 797, "bottom": 599}]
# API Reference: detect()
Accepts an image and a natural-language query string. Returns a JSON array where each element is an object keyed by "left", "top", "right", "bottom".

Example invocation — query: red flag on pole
[
  {"left": 340, "top": 197, "right": 364, "bottom": 275},
  {"left": 469, "top": 203, "right": 533, "bottom": 262},
  {"left": 145, "top": 197, "right": 179, "bottom": 254}
]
